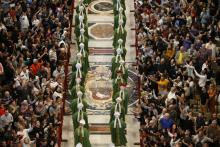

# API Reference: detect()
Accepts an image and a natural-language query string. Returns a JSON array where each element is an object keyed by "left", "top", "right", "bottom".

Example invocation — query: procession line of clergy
[
  {"left": 70, "top": 0, "right": 91, "bottom": 146},
  {"left": 110, "top": 0, "right": 128, "bottom": 146}
]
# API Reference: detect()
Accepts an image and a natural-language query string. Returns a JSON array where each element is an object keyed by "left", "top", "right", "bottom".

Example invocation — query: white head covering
[
  {"left": 79, "top": 119, "right": 85, "bottom": 125},
  {"left": 77, "top": 52, "right": 82, "bottom": 63},
  {"left": 115, "top": 97, "right": 122, "bottom": 113},
  {"left": 119, "top": 7, "right": 123, "bottom": 13},
  {"left": 75, "top": 63, "right": 82, "bottom": 78},
  {"left": 79, "top": 15, "right": 84, "bottom": 22},
  {"left": 118, "top": 39, "right": 123, "bottom": 45},
  {"left": 115, "top": 48, "right": 122, "bottom": 62},
  {"left": 76, "top": 143, "right": 83, "bottom": 147},
  {"left": 79, "top": 43, "right": 86, "bottom": 57},
  {"left": 116, "top": 97, "right": 122, "bottom": 103},
  {"left": 77, "top": 52, "right": 82, "bottom": 58},
  {"left": 77, "top": 91, "right": 83, "bottom": 98},
  {"left": 79, "top": 43, "right": 85, "bottom": 48},
  {"left": 77, "top": 103, "right": 84, "bottom": 121},
  {"left": 76, "top": 78, "right": 81, "bottom": 84},
  {"left": 77, "top": 103, "right": 84, "bottom": 110},
  {"left": 80, "top": 28, "right": 85, "bottom": 34}
]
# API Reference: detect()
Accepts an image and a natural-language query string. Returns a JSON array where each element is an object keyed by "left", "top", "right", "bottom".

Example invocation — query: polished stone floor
[{"left": 62, "top": 0, "right": 139, "bottom": 146}]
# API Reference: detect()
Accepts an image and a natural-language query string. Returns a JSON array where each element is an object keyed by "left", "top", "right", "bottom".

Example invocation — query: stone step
[
  {"left": 89, "top": 55, "right": 113, "bottom": 63},
  {"left": 88, "top": 15, "right": 114, "bottom": 23},
  {"left": 89, "top": 39, "right": 113, "bottom": 48}
]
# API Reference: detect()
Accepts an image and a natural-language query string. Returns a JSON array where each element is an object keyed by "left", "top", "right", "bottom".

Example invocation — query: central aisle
[
  {"left": 63, "top": 0, "right": 140, "bottom": 146},
  {"left": 86, "top": 0, "right": 139, "bottom": 146}
]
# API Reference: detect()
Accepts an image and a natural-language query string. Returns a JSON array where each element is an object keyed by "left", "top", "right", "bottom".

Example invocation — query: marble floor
[{"left": 62, "top": 0, "right": 139, "bottom": 146}]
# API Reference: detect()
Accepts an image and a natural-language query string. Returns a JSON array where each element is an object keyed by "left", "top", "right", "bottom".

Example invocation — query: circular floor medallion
[
  {"left": 89, "top": 0, "right": 113, "bottom": 14},
  {"left": 89, "top": 23, "right": 114, "bottom": 40},
  {"left": 94, "top": 2, "right": 113, "bottom": 11},
  {"left": 84, "top": 65, "right": 137, "bottom": 111}
]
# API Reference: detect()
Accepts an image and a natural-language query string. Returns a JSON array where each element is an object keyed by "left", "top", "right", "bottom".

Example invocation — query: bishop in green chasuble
[
  {"left": 74, "top": 119, "right": 91, "bottom": 147},
  {"left": 72, "top": 103, "right": 89, "bottom": 130},
  {"left": 110, "top": 112, "right": 127, "bottom": 146}
]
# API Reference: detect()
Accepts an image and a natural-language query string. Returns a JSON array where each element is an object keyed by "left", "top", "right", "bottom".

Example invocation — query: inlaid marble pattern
[
  {"left": 89, "top": 23, "right": 114, "bottom": 40},
  {"left": 94, "top": 2, "right": 112, "bottom": 11},
  {"left": 84, "top": 65, "right": 137, "bottom": 112},
  {"left": 88, "top": 0, "right": 113, "bottom": 14},
  {"left": 85, "top": 65, "right": 113, "bottom": 110}
]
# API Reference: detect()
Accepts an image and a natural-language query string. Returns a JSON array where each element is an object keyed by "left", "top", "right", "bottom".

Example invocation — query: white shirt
[
  {"left": 188, "top": 81, "right": 194, "bottom": 88},
  {"left": 194, "top": 70, "right": 207, "bottom": 88},
  {"left": 20, "top": 15, "right": 30, "bottom": 29},
  {"left": 202, "top": 63, "right": 208, "bottom": 71},
  {"left": 205, "top": 42, "right": 215, "bottom": 50},
  {"left": 173, "top": 39, "right": 179, "bottom": 49},
  {"left": 52, "top": 68, "right": 64, "bottom": 78},
  {"left": 20, "top": 69, "right": 29, "bottom": 81},
  {"left": 17, "top": 128, "right": 33, "bottom": 146},
  {"left": 0, "top": 113, "right": 13, "bottom": 127},
  {"left": 52, "top": 91, "right": 62, "bottom": 100},
  {"left": 166, "top": 91, "right": 176, "bottom": 106},
  {"left": 193, "top": 135, "right": 213, "bottom": 144},
  {"left": 49, "top": 49, "right": 57, "bottom": 61}
]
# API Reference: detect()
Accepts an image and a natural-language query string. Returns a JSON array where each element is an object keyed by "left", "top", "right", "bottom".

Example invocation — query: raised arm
[{"left": 194, "top": 68, "right": 203, "bottom": 78}]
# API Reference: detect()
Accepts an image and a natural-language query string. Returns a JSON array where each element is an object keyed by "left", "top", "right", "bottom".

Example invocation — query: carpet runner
[{"left": 89, "top": 48, "right": 114, "bottom": 55}]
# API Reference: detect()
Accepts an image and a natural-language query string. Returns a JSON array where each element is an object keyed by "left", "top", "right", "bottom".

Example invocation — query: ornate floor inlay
[
  {"left": 85, "top": 66, "right": 112, "bottom": 110},
  {"left": 89, "top": 23, "right": 114, "bottom": 40},
  {"left": 88, "top": 0, "right": 113, "bottom": 14},
  {"left": 84, "top": 65, "right": 137, "bottom": 112}
]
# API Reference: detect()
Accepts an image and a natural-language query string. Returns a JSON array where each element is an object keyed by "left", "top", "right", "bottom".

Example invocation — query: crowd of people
[
  {"left": 135, "top": 0, "right": 220, "bottom": 146},
  {"left": 0, "top": 0, "right": 72, "bottom": 146}
]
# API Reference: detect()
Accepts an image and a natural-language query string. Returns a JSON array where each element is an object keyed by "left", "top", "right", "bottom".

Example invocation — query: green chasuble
[
  {"left": 113, "top": 66, "right": 128, "bottom": 83},
  {"left": 76, "top": 36, "right": 89, "bottom": 52},
  {"left": 113, "top": 0, "right": 126, "bottom": 15},
  {"left": 72, "top": 111, "right": 89, "bottom": 130},
  {"left": 113, "top": 0, "right": 125, "bottom": 7},
  {"left": 72, "top": 59, "right": 88, "bottom": 76},
  {"left": 114, "top": 90, "right": 129, "bottom": 114},
  {"left": 110, "top": 119, "right": 127, "bottom": 146},
  {"left": 112, "top": 77, "right": 124, "bottom": 99},
  {"left": 109, "top": 104, "right": 125, "bottom": 123},
  {"left": 71, "top": 98, "right": 87, "bottom": 114},
  {"left": 114, "top": 47, "right": 127, "bottom": 59},
  {"left": 111, "top": 57, "right": 121, "bottom": 78},
  {"left": 113, "top": 28, "right": 127, "bottom": 48},
  {"left": 69, "top": 71, "right": 85, "bottom": 89},
  {"left": 82, "top": 0, "right": 91, "bottom": 5},
  {"left": 75, "top": 5, "right": 86, "bottom": 14},
  {"left": 74, "top": 127, "right": 91, "bottom": 147},
  {"left": 75, "top": 13, "right": 88, "bottom": 26},
  {"left": 70, "top": 85, "right": 85, "bottom": 99},
  {"left": 77, "top": 51, "right": 89, "bottom": 70},
  {"left": 114, "top": 14, "right": 126, "bottom": 29},
  {"left": 75, "top": 25, "right": 89, "bottom": 40}
]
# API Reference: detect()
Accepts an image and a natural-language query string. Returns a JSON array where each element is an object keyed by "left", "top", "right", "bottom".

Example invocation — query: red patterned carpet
[
  {"left": 89, "top": 48, "right": 114, "bottom": 55},
  {"left": 89, "top": 124, "right": 110, "bottom": 134}
]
